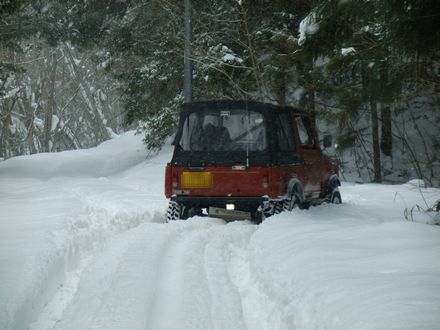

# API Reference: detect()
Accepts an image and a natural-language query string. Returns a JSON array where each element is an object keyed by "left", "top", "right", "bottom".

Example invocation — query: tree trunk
[
  {"left": 274, "top": 74, "right": 286, "bottom": 106},
  {"left": 18, "top": 97, "right": 37, "bottom": 154},
  {"left": 0, "top": 100, "right": 13, "bottom": 159},
  {"left": 380, "top": 106, "right": 392, "bottom": 156},
  {"left": 0, "top": 106, "right": 9, "bottom": 159},
  {"left": 370, "top": 100, "right": 382, "bottom": 182},
  {"left": 297, "top": 59, "right": 316, "bottom": 120},
  {"left": 307, "top": 84, "right": 316, "bottom": 121},
  {"left": 43, "top": 52, "right": 58, "bottom": 152}
]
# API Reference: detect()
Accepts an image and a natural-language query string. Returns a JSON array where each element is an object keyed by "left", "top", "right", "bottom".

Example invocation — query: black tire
[
  {"left": 262, "top": 203, "right": 273, "bottom": 218},
  {"left": 262, "top": 201, "right": 281, "bottom": 217},
  {"left": 330, "top": 189, "right": 342, "bottom": 204},
  {"left": 273, "top": 202, "right": 283, "bottom": 214},
  {"left": 283, "top": 194, "right": 301, "bottom": 211},
  {"left": 166, "top": 201, "right": 186, "bottom": 222}
]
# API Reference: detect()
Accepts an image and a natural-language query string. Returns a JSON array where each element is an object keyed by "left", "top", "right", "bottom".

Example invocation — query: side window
[
  {"left": 295, "top": 116, "right": 316, "bottom": 149},
  {"left": 179, "top": 113, "right": 205, "bottom": 151},
  {"left": 276, "top": 113, "right": 295, "bottom": 152}
]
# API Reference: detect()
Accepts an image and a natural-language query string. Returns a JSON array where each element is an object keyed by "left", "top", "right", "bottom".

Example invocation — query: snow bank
[
  {"left": 0, "top": 132, "right": 168, "bottom": 330},
  {"left": 249, "top": 183, "right": 440, "bottom": 329},
  {"left": 0, "top": 132, "right": 145, "bottom": 179}
]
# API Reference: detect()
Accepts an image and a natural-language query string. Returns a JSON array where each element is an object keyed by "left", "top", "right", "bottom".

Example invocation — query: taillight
[
  {"left": 165, "top": 165, "right": 173, "bottom": 197},
  {"left": 173, "top": 172, "right": 178, "bottom": 188},
  {"left": 263, "top": 175, "right": 269, "bottom": 189}
]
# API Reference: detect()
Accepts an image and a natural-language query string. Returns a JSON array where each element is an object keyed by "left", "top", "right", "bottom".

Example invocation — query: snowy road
[
  {"left": 30, "top": 218, "right": 266, "bottom": 330},
  {"left": 1, "top": 132, "right": 440, "bottom": 330}
]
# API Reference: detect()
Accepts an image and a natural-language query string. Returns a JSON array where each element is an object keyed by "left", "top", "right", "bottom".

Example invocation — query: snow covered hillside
[{"left": 0, "top": 132, "right": 439, "bottom": 330}]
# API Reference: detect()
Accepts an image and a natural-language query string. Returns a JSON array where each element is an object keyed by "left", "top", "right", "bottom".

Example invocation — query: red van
[{"left": 165, "top": 100, "right": 341, "bottom": 223}]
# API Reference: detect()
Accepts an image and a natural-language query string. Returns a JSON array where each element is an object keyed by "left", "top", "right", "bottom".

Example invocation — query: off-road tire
[
  {"left": 273, "top": 202, "right": 283, "bottom": 214},
  {"left": 166, "top": 201, "right": 185, "bottom": 222},
  {"left": 262, "top": 204, "right": 272, "bottom": 218},
  {"left": 330, "top": 189, "right": 342, "bottom": 204},
  {"left": 262, "top": 201, "right": 284, "bottom": 219},
  {"left": 283, "top": 194, "right": 301, "bottom": 211}
]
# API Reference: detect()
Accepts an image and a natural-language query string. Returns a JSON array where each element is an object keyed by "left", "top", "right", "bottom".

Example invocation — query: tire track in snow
[
  {"left": 33, "top": 223, "right": 177, "bottom": 330},
  {"left": 203, "top": 222, "right": 255, "bottom": 330},
  {"left": 146, "top": 220, "right": 222, "bottom": 330},
  {"left": 203, "top": 220, "right": 292, "bottom": 330},
  {"left": 32, "top": 217, "right": 288, "bottom": 330},
  {"left": 226, "top": 241, "right": 291, "bottom": 330},
  {"left": 147, "top": 218, "right": 286, "bottom": 330}
]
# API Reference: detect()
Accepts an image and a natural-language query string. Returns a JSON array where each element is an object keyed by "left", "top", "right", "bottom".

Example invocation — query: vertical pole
[
  {"left": 184, "top": 0, "right": 193, "bottom": 103},
  {"left": 370, "top": 100, "right": 382, "bottom": 183}
]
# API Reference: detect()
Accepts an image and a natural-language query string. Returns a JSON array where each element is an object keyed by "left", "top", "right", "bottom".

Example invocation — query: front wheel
[
  {"left": 330, "top": 188, "right": 342, "bottom": 204},
  {"left": 283, "top": 194, "right": 301, "bottom": 211}
]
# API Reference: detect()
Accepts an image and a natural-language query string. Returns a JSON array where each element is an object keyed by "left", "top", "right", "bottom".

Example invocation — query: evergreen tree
[
  {"left": 382, "top": 0, "right": 440, "bottom": 58},
  {"left": 298, "top": 0, "right": 404, "bottom": 182},
  {"left": 104, "top": 0, "right": 312, "bottom": 150},
  {"left": 102, "top": 0, "right": 184, "bottom": 150}
]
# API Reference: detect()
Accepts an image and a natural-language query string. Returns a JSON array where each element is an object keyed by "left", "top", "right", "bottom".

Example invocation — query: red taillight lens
[
  {"left": 263, "top": 176, "right": 269, "bottom": 189},
  {"left": 172, "top": 172, "right": 178, "bottom": 188}
]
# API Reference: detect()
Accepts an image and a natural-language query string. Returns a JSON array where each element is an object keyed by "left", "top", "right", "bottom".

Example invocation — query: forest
[{"left": 1, "top": 0, "right": 439, "bottom": 186}]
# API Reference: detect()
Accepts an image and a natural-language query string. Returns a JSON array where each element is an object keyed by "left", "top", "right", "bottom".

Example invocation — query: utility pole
[{"left": 184, "top": 0, "right": 193, "bottom": 103}]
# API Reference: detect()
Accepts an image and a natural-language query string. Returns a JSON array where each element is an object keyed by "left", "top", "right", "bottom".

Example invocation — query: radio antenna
[
  {"left": 245, "top": 101, "right": 250, "bottom": 168},
  {"left": 184, "top": 0, "right": 193, "bottom": 103}
]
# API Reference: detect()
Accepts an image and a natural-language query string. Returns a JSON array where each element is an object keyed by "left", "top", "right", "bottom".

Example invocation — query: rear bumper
[{"left": 171, "top": 195, "right": 268, "bottom": 204}]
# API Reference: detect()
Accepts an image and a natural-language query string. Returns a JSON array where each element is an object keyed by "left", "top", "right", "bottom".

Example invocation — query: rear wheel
[
  {"left": 262, "top": 201, "right": 283, "bottom": 218},
  {"left": 272, "top": 202, "right": 283, "bottom": 214},
  {"left": 166, "top": 201, "right": 188, "bottom": 222}
]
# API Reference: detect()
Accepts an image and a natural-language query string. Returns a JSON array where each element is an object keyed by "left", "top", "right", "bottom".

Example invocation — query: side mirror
[{"left": 323, "top": 135, "right": 332, "bottom": 149}]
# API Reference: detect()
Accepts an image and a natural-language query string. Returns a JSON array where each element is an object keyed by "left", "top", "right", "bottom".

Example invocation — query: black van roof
[{"left": 181, "top": 100, "right": 308, "bottom": 116}]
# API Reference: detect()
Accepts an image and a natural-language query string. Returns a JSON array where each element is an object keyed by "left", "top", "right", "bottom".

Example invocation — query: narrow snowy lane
[
  {"left": 146, "top": 219, "right": 257, "bottom": 330},
  {"left": 30, "top": 218, "right": 265, "bottom": 330}
]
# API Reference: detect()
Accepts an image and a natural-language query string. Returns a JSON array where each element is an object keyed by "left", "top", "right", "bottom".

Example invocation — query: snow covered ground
[{"left": 0, "top": 132, "right": 439, "bottom": 330}]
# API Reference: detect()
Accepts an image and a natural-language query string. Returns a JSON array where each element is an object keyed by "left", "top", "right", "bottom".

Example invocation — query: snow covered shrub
[
  {"left": 404, "top": 200, "right": 440, "bottom": 226},
  {"left": 402, "top": 180, "right": 440, "bottom": 225}
]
